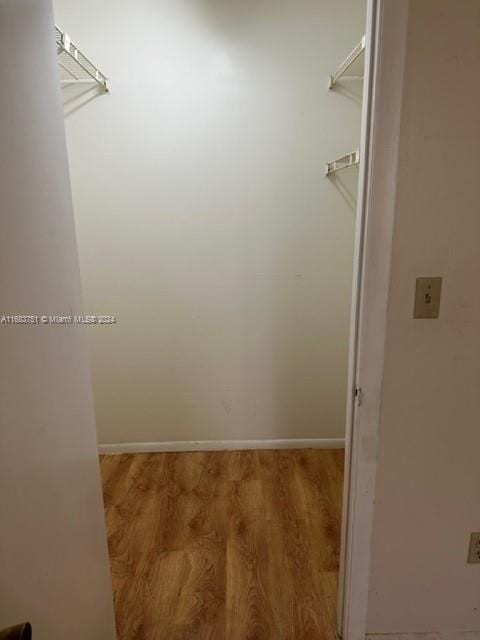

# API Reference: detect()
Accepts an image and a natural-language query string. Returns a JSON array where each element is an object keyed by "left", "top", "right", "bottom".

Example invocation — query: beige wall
[
  {"left": 54, "top": 0, "right": 365, "bottom": 444},
  {"left": 0, "top": 2, "right": 116, "bottom": 638},
  {"left": 367, "top": 0, "right": 480, "bottom": 633}
]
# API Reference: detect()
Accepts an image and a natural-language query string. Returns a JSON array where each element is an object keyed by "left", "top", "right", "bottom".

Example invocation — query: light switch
[{"left": 413, "top": 277, "right": 442, "bottom": 319}]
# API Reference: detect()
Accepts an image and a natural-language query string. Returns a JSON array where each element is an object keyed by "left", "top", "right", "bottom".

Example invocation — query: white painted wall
[
  {"left": 54, "top": 0, "right": 365, "bottom": 445},
  {"left": 0, "top": 2, "right": 116, "bottom": 638},
  {"left": 366, "top": 0, "right": 480, "bottom": 633}
]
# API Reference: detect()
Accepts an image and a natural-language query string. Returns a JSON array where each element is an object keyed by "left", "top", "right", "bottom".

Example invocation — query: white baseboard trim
[
  {"left": 98, "top": 438, "right": 345, "bottom": 455},
  {"left": 367, "top": 633, "right": 480, "bottom": 640}
]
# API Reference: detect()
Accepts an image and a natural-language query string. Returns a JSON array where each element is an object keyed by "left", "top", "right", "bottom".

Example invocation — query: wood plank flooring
[{"left": 100, "top": 449, "right": 344, "bottom": 640}]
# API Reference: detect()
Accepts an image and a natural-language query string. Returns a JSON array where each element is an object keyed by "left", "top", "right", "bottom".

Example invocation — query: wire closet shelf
[
  {"left": 325, "top": 35, "right": 365, "bottom": 177},
  {"left": 325, "top": 150, "right": 360, "bottom": 177},
  {"left": 55, "top": 25, "right": 108, "bottom": 92},
  {"left": 328, "top": 35, "right": 365, "bottom": 89}
]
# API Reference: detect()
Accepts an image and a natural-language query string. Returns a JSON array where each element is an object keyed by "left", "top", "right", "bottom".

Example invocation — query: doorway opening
[{"left": 54, "top": 0, "right": 371, "bottom": 636}]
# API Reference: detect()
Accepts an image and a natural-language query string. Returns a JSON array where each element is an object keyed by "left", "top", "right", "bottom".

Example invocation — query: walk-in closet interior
[{"left": 53, "top": 0, "right": 366, "bottom": 636}]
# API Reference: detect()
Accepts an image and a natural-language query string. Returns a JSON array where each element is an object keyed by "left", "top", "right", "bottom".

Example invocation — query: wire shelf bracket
[
  {"left": 328, "top": 35, "right": 365, "bottom": 89},
  {"left": 55, "top": 25, "right": 108, "bottom": 92},
  {"left": 325, "top": 150, "right": 360, "bottom": 177}
]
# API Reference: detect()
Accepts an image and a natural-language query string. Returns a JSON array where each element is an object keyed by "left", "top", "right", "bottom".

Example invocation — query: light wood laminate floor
[{"left": 100, "top": 449, "right": 344, "bottom": 640}]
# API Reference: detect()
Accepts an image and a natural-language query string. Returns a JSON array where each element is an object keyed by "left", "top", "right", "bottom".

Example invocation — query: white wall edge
[
  {"left": 340, "top": 1, "right": 410, "bottom": 639},
  {"left": 98, "top": 438, "right": 345, "bottom": 454}
]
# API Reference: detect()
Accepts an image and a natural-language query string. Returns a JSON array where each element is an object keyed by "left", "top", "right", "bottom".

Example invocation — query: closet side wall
[{"left": 54, "top": 0, "right": 365, "bottom": 444}]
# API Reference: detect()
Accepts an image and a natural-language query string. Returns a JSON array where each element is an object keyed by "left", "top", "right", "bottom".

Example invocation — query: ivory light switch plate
[{"left": 413, "top": 277, "right": 442, "bottom": 319}]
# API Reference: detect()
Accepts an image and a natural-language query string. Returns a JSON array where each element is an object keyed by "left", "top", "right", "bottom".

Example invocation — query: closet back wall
[{"left": 54, "top": 0, "right": 365, "bottom": 445}]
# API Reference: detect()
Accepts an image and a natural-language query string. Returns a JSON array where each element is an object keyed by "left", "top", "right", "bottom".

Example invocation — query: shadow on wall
[
  {"left": 329, "top": 169, "right": 359, "bottom": 213},
  {"left": 329, "top": 79, "right": 363, "bottom": 106},
  {"left": 62, "top": 83, "right": 105, "bottom": 118}
]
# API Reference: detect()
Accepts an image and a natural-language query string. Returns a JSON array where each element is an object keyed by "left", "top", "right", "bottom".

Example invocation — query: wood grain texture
[{"left": 100, "top": 449, "right": 344, "bottom": 640}]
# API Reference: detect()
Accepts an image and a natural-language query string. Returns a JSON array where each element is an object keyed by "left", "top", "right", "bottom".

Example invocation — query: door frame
[{"left": 337, "top": 1, "right": 410, "bottom": 639}]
